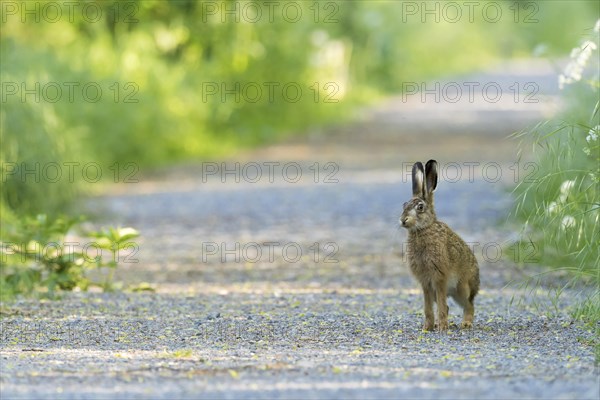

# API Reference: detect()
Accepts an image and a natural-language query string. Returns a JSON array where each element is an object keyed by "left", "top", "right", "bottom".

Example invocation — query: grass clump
[{"left": 510, "top": 20, "right": 599, "bottom": 325}]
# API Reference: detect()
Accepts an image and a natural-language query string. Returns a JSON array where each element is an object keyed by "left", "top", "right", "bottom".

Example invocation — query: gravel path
[{"left": 1, "top": 60, "right": 598, "bottom": 399}]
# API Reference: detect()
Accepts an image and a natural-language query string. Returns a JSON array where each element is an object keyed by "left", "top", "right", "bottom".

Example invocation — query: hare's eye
[{"left": 417, "top": 203, "right": 424, "bottom": 211}]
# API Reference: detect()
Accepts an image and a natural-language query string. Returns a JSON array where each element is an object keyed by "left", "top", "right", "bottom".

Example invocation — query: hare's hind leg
[
  {"left": 454, "top": 282, "right": 475, "bottom": 328},
  {"left": 422, "top": 283, "right": 435, "bottom": 331}
]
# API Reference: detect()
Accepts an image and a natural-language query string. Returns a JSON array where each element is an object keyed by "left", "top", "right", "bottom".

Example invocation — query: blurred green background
[
  {"left": 1, "top": 1, "right": 599, "bottom": 307},
  {"left": 1, "top": 0, "right": 598, "bottom": 218}
]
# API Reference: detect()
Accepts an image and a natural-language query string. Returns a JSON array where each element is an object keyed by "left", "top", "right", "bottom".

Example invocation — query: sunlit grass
[{"left": 510, "top": 21, "right": 599, "bottom": 324}]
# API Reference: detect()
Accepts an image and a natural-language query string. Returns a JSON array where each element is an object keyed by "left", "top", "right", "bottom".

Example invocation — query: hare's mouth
[{"left": 400, "top": 217, "right": 413, "bottom": 229}]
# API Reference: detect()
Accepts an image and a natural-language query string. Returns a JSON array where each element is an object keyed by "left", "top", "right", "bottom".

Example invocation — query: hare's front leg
[
  {"left": 422, "top": 283, "right": 435, "bottom": 331},
  {"left": 435, "top": 282, "right": 449, "bottom": 331}
]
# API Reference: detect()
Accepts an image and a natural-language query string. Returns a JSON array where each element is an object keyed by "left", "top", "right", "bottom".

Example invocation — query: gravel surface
[{"left": 1, "top": 60, "right": 598, "bottom": 399}]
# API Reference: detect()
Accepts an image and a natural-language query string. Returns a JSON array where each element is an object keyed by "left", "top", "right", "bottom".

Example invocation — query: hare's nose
[{"left": 400, "top": 217, "right": 407, "bottom": 226}]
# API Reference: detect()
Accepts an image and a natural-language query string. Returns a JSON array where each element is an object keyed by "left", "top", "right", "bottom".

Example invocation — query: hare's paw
[
  {"left": 437, "top": 320, "right": 449, "bottom": 332},
  {"left": 423, "top": 321, "right": 435, "bottom": 331},
  {"left": 461, "top": 320, "right": 473, "bottom": 329}
]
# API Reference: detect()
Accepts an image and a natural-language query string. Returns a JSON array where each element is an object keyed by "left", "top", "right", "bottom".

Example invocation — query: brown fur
[{"left": 400, "top": 161, "right": 480, "bottom": 332}]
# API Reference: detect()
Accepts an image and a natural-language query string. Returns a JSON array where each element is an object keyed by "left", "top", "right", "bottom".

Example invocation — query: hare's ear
[
  {"left": 425, "top": 159, "right": 438, "bottom": 196},
  {"left": 412, "top": 162, "right": 425, "bottom": 198}
]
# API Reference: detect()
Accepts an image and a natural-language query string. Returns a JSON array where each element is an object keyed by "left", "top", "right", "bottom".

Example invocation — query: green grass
[
  {"left": 509, "top": 22, "right": 599, "bottom": 324},
  {"left": 512, "top": 121, "right": 599, "bottom": 276},
  {"left": 572, "top": 296, "right": 600, "bottom": 361}
]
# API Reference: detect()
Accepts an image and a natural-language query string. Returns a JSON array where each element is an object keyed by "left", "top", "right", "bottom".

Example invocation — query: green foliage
[
  {"left": 2, "top": 1, "right": 598, "bottom": 218},
  {"left": 512, "top": 122, "right": 599, "bottom": 274},
  {"left": 572, "top": 291, "right": 600, "bottom": 362},
  {"left": 0, "top": 214, "right": 140, "bottom": 300},
  {"left": 510, "top": 22, "right": 599, "bottom": 320}
]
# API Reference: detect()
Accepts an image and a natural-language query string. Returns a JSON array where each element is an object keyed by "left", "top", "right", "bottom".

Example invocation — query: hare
[{"left": 400, "top": 160, "right": 480, "bottom": 332}]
